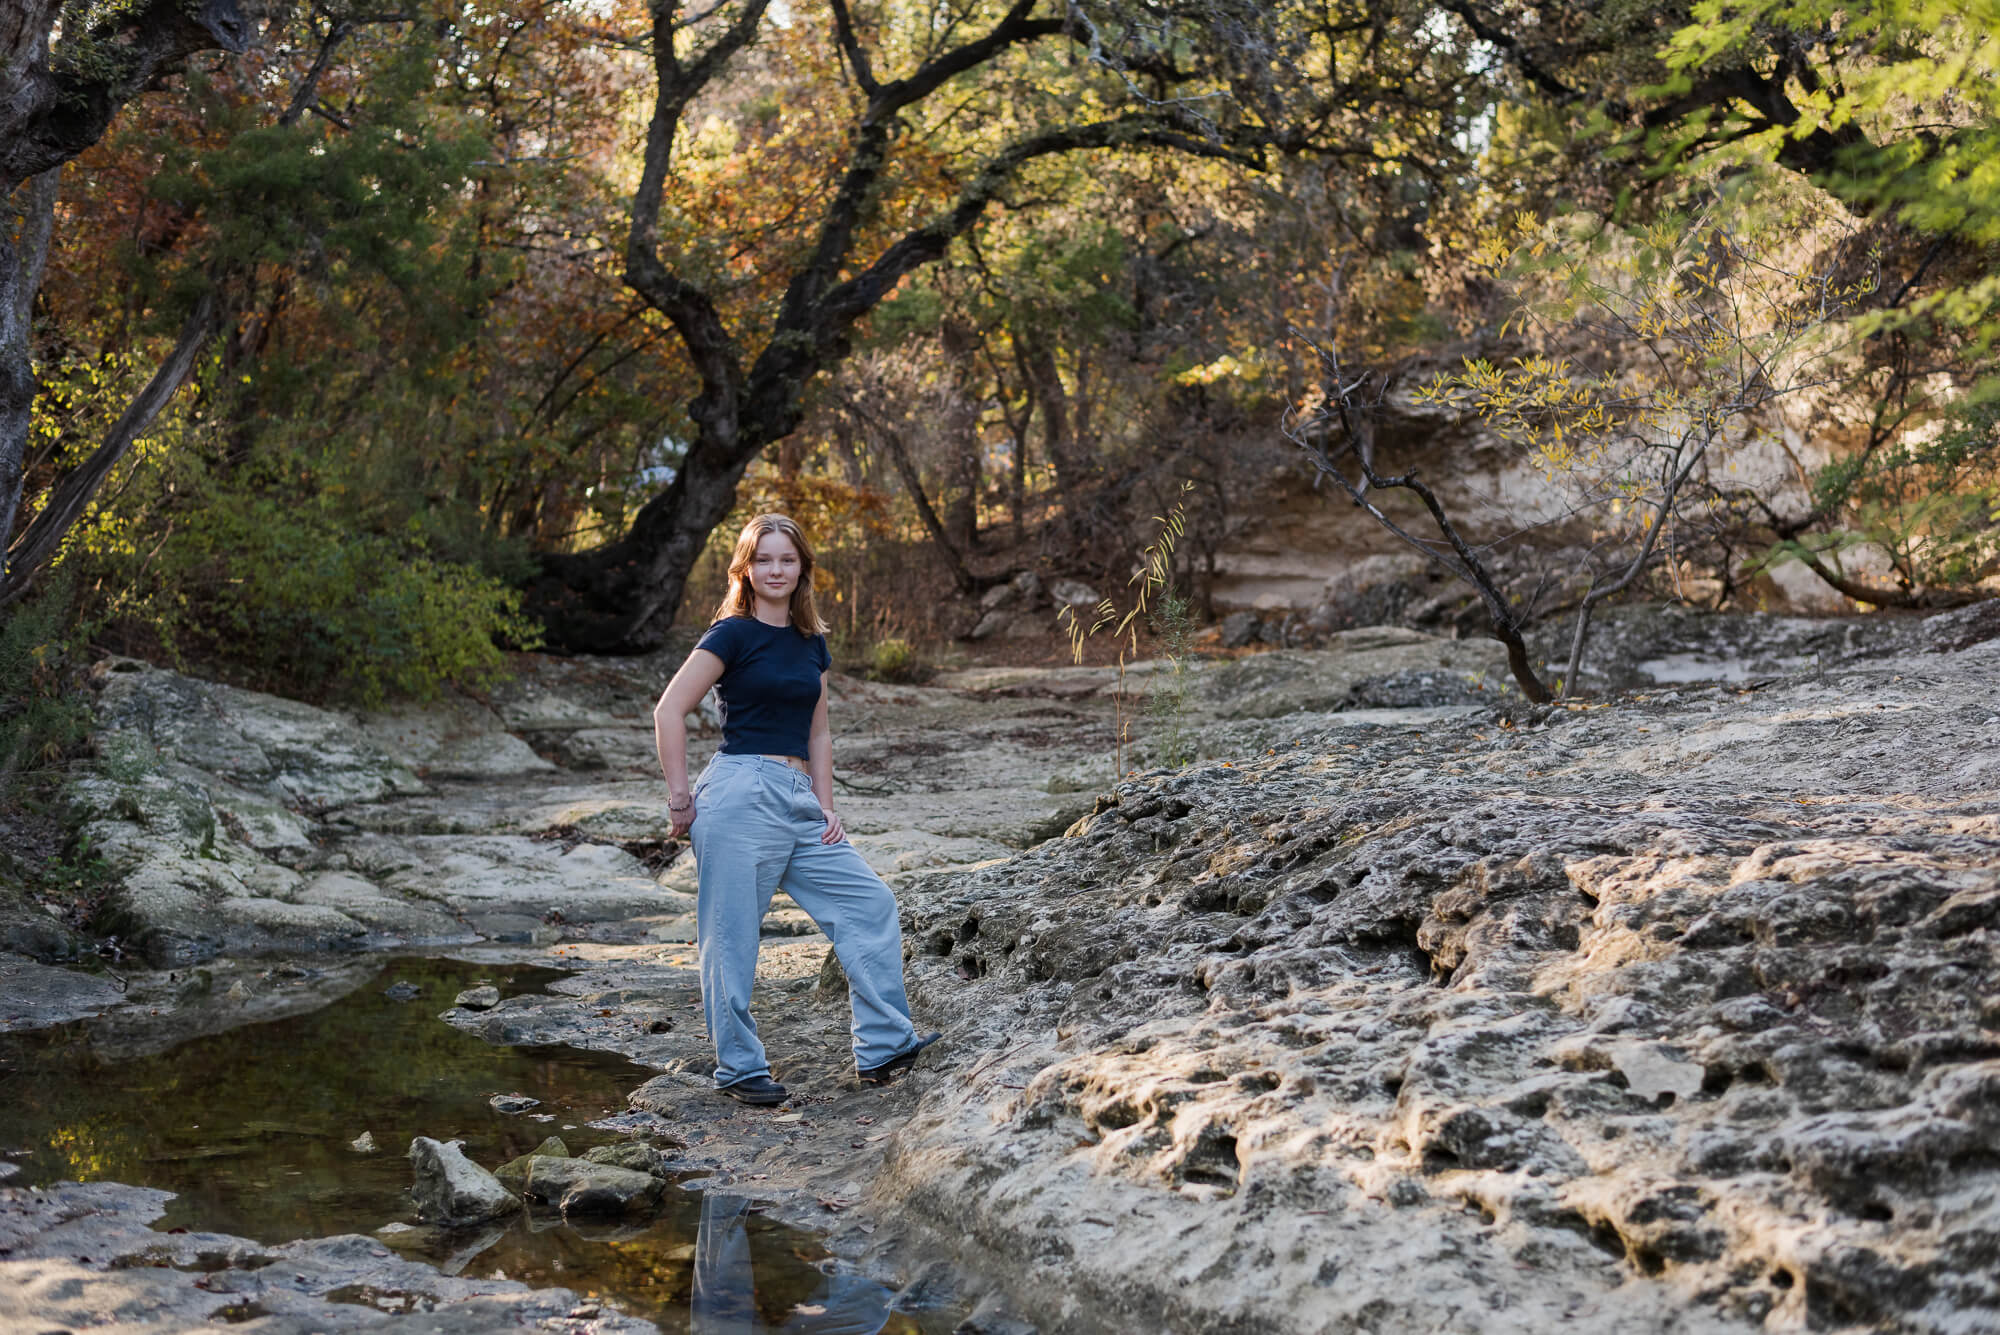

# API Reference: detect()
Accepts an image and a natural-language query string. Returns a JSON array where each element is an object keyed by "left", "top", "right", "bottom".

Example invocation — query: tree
[
  {"left": 1, "top": 0, "right": 251, "bottom": 590},
  {"left": 1290, "top": 203, "right": 1873, "bottom": 699},
  {"left": 525, "top": 0, "right": 1482, "bottom": 651}
]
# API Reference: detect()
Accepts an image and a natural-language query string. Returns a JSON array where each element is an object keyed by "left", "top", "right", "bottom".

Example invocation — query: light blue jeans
[
  {"left": 693, "top": 1192, "right": 892, "bottom": 1334},
  {"left": 689, "top": 753, "right": 919, "bottom": 1087}
]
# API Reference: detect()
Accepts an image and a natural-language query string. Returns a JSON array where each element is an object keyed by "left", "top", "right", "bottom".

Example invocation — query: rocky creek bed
[{"left": 3, "top": 603, "right": 1998, "bottom": 1332}]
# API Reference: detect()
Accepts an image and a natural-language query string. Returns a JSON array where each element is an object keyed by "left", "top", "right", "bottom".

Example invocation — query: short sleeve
[
  {"left": 810, "top": 634, "right": 830, "bottom": 674},
  {"left": 695, "top": 619, "right": 741, "bottom": 669}
]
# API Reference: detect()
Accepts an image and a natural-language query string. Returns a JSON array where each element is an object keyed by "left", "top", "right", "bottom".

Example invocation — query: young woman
[{"left": 653, "top": 514, "right": 939, "bottom": 1106}]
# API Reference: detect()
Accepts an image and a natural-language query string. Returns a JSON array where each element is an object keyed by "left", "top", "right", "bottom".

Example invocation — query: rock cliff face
[{"left": 881, "top": 635, "right": 2000, "bottom": 1333}]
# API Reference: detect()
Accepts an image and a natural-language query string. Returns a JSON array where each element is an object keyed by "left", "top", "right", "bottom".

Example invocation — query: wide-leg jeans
[{"left": 688, "top": 753, "right": 920, "bottom": 1087}]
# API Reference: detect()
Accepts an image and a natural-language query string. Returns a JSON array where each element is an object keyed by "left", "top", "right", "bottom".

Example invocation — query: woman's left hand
[{"left": 820, "top": 806, "right": 846, "bottom": 844}]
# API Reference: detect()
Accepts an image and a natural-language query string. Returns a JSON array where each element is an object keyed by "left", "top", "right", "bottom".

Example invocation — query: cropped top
[{"left": 694, "top": 615, "right": 831, "bottom": 758}]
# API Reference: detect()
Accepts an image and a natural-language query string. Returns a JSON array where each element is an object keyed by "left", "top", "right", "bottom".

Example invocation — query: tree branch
[
  {"left": 624, "top": 0, "right": 773, "bottom": 436},
  {"left": 827, "top": 0, "right": 880, "bottom": 96},
  {"left": 804, "top": 115, "right": 1263, "bottom": 343},
  {"left": 1, "top": 291, "right": 220, "bottom": 608}
]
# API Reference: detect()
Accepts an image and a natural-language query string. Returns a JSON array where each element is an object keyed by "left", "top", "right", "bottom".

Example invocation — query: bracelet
[{"left": 669, "top": 796, "right": 692, "bottom": 812}]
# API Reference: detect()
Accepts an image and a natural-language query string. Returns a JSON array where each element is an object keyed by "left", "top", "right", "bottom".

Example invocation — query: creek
[{"left": 0, "top": 955, "right": 958, "bottom": 1332}]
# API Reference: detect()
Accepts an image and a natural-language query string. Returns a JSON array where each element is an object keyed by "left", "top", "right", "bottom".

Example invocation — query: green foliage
[
  {"left": 866, "top": 636, "right": 925, "bottom": 684},
  {"left": 1659, "top": 1, "right": 2000, "bottom": 346},
  {"left": 1789, "top": 395, "right": 2000, "bottom": 593},
  {"left": 140, "top": 41, "right": 498, "bottom": 328},
  {"left": 0, "top": 570, "right": 94, "bottom": 798},
  {"left": 112, "top": 492, "right": 541, "bottom": 705}
]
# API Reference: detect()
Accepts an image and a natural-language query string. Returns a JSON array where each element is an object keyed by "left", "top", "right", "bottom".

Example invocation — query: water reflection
[
  {"left": 694, "top": 1194, "right": 889, "bottom": 1335},
  {"left": 0, "top": 956, "right": 962, "bottom": 1332},
  {"left": 0, "top": 956, "right": 640, "bottom": 1240}
]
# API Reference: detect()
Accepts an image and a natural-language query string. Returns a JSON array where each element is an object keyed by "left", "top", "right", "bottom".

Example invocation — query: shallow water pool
[{"left": 0, "top": 956, "right": 956, "bottom": 1331}]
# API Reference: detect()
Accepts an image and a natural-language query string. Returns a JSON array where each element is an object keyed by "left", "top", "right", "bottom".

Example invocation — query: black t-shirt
[{"left": 695, "top": 616, "right": 831, "bottom": 758}]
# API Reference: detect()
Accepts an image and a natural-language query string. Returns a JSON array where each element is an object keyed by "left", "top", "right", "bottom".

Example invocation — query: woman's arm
[
  {"left": 654, "top": 648, "right": 726, "bottom": 837},
  {"left": 808, "top": 673, "right": 844, "bottom": 844}
]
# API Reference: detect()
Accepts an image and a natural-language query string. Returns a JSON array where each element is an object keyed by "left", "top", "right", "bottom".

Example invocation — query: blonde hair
[{"left": 713, "top": 513, "right": 830, "bottom": 635}]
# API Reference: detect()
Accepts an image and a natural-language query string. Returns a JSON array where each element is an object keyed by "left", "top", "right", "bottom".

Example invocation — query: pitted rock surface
[
  {"left": 882, "top": 636, "right": 2000, "bottom": 1334},
  {"left": 0, "top": 1181, "right": 650, "bottom": 1332},
  {"left": 25, "top": 605, "right": 2000, "bottom": 1333}
]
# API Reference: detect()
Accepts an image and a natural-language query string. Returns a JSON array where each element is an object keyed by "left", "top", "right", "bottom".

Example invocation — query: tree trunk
[
  {"left": 875, "top": 414, "right": 975, "bottom": 596},
  {"left": 940, "top": 320, "right": 980, "bottom": 553},
  {"left": 1788, "top": 546, "right": 1983, "bottom": 611},
  {"left": 525, "top": 419, "right": 771, "bottom": 653},
  {"left": 524, "top": 0, "right": 1266, "bottom": 653},
  {"left": 0, "top": 291, "right": 220, "bottom": 609},
  {"left": 0, "top": 169, "right": 57, "bottom": 564},
  {"left": 1, "top": 0, "right": 250, "bottom": 198},
  {"left": 1009, "top": 400, "right": 1028, "bottom": 535},
  {"left": 1018, "top": 336, "right": 1081, "bottom": 496}
]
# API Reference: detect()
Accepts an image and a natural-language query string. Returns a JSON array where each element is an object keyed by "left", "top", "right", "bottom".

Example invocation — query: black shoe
[
  {"left": 717, "top": 1074, "right": 788, "bottom": 1106},
  {"left": 858, "top": 1031, "right": 942, "bottom": 1085}
]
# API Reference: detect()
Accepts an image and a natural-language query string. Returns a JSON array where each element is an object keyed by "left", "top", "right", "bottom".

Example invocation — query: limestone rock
[
  {"left": 0, "top": 910, "right": 81, "bottom": 964},
  {"left": 1922, "top": 597, "right": 2000, "bottom": 653},
  {"left": 88, "top": 660, "right": 425, "bottom": 809},
  {"left": 406, "top": 1136, "right": 519, "bottom": 1226},
  {"left": 454, "top": 985, "right": 501, "bottom": 1010},
  {"left": 521, "top": 1155, "right": 665, "bottom": 1216},
  {"left": 881, "top": 635, "right": 2000, "bottom": 1334},
  {"left": 1200, "top": 630, "right": 1504, "bottom": 718},
  {"left": 0, "top": 954, "right": 122, "bottom": 1031},
  {"left": 494, "top": 1137, "right": 570, "bottom": 1186},
  {"left": 1049, "top": 579, "right": 1100, "bottom": 610},
  {"left": 1219, "top": 610, "right": 1260, "bottom": 648},
  {"left": 581, "top": 1141, "right": 681, "bottom": 1177},
  {"left": 0, "top": 1180, "right": 652, "bottom": 1333},
  {"left": 1610, "top": 1043, "right": 1707, "bottom": 1104}
]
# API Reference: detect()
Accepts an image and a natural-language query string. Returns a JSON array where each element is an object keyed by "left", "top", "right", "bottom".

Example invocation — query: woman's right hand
[{"left": 670, "top": 795, "right": 697, "bottom": 839}]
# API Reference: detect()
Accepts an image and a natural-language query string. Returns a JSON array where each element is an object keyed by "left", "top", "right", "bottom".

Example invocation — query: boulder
[
  {"left": 980, "top": 583, "right": 1019, "bottom": 611},
  {"left": 521, "top": 1155, "right": 666, "bottom": 1217},
  {"left": 494, "top": 1136, "right": 570, "bottom": 1187},
  {"left": 1219, "top": 610, "right": 1260, "bottom": 648},
  {"left": 0, "top": 954, "right": 123, "bottom": 1031},
  {"left": 406, "top": 1136, "right": 519, "bottom": 1226},
  {"left": 1049, "top": 579, "right": 1101, "bottom": 610},
  {"left": 454, "top": 985, "right": 501, "bottom": 1011},
  {"left": 968, "top": 610, "right": 1011, "bottom": 641},
  {"left": 1923, "top": 598, "right": 2000, "bottom": 653},
  {"left": 489, "top": 1092, "right": 540, "bottom": 1114},
  {"left": 0, "top": 909, "right": 82, "bottom": 963},
  {"left": 582, "top": 1141, "right": 681, "bottom": 1177}
]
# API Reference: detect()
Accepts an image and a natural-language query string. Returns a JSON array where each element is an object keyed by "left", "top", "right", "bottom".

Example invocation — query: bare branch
[{"left": 827, "top": 0, "right": 880, "bottom": 96}]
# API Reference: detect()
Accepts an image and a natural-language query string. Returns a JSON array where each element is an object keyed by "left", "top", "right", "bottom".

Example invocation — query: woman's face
[{"left": 750, "top": 531, "right": 802, "bottom": 603}]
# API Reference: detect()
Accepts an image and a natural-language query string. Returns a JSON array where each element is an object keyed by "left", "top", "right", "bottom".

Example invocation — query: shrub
[
  {"left": 0, "top": 570, "right": 92, "bottom": 799},
  {"left": 97, "top": 495, "right": 541, "bottom": 705},
  {"left": 868, "top": 637, "right": 924, "bottom": 683}
]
